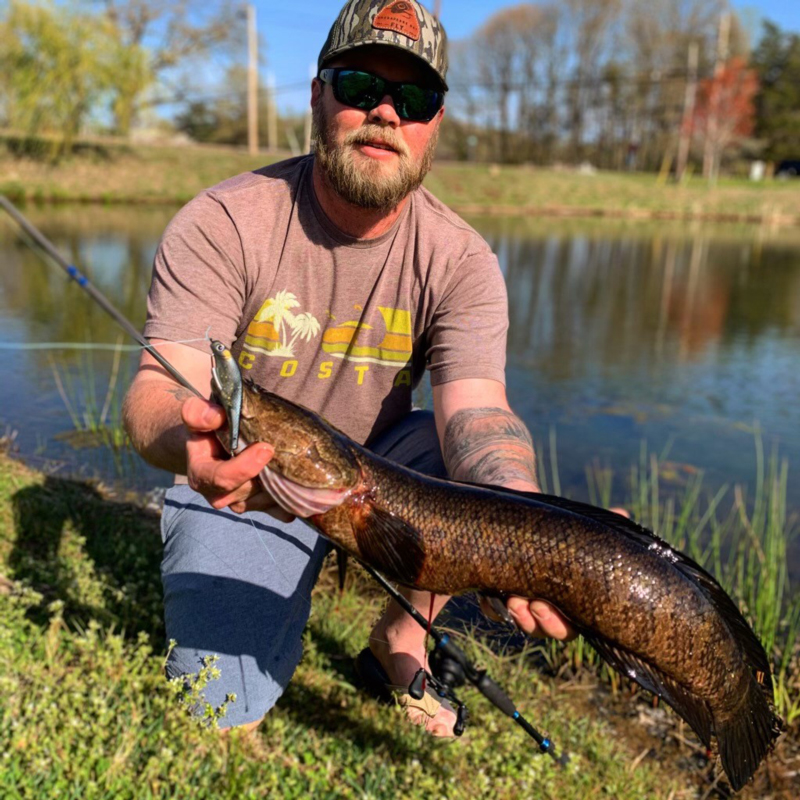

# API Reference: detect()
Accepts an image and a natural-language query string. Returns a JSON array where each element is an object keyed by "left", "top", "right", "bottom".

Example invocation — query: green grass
[
  {"left": 1, "top": 445, "right": 797, "bottom": 798},
  {"left": 0, "top": 452, "right": 686, "bottom": 799},
  {"left": 1, "top": 139, "right": 799, "bottom": 225}
]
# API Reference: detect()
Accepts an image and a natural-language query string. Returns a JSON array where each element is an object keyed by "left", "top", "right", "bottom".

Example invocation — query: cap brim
[{"left": 320, "top": 40, "right": 448, "bottom": 92}]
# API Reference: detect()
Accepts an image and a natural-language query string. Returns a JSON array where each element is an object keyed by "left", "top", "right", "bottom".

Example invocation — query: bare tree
[
  {"left": 94, "top": 0, "right": 243, "bottom": 134},
  {"left": 472, "top": 8, "right": 520, "bottom": 162},
  {"left": 621, "top": 0, "right": 726, "bottom": 170},
  {"left": 562, "top": 0, "right": 622, "bottom": 162}
]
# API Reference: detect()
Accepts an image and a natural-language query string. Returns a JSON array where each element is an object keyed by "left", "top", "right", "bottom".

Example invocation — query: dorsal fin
[{"left": 459, "top": 481, "right": 774, "bottom": 693}]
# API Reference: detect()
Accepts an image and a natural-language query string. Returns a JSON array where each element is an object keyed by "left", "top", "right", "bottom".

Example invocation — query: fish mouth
[{"left": 259, "top": 463, "right": 353, "bottom": 518}]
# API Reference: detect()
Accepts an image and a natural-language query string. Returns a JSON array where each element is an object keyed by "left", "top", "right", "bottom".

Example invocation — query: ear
[{"left": 311, "top": 77, "right": 323, "bottom": 107}]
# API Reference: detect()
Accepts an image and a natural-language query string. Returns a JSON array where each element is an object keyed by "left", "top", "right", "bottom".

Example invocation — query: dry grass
[{"left": 1, "top": 141, "right": 799, "bottom": 225}]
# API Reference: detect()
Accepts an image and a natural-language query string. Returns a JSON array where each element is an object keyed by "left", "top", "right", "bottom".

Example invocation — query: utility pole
[
  {"left": 434, "top": 0, "right": 442, "bottom": 18},
  {"left": 676, "top": 41, "right": 699, "bottom": 183},
  {"left": 304, "top": 63, "right": 314, "bottom": 153},
  {"left": 247, "top": 3, "right": 259, "bottom": 155},
  {"left": 267, "top": 72, "right": 278, "bottom": 152},
  {"left": 703, "top": 10, "right": 730, "bottom": 185}
]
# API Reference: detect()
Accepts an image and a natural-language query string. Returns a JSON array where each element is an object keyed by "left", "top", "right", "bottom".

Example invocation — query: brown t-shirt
[{"left": 144, "top": 155, "right": 508, "bottom": 445}]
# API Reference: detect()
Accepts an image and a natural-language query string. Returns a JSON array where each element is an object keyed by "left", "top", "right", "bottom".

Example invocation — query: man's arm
[
  {"left": 435, "top": 379, "right": 538, "bottom": 491},
  {"left": 433, "top": 377, "right": 575, "bottom": 640},
  {"left": 122, "top": 340, "right": 289, "bottom": 518}
]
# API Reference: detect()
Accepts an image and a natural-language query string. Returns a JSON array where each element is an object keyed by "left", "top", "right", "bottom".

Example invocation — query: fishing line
[
  {"left": 242, "top": 510, "right": 315, "bottom": 613},
  {"left": 3, "top": 195, "right": 309, "bottom": 616},
  {"left": 0, "top": 334, "right": 213, "bottom": 352},
  {"left": 0, "top": 195, "right": 202, "bottom": 398}
]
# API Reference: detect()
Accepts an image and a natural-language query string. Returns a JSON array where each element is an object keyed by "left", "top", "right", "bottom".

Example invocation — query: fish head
[{"left": 240, "top": 379, "right": 360, "bottom": 491}]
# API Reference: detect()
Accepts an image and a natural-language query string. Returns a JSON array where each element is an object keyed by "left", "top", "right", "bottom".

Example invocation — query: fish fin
[
  {"left": 336, "top": 547, "right": 348, "bottom": 593},
  {"left": 354, "top": 502, "right": 425, "bottom": 586},
  {"left": 584, "top": 634, "right": 714, "bottom": 749},
  {"left": 472, "top": 485, "right": 776, "bottom": 700},
  {"left": 664, "top": 556, "right": 775, "bottom": 698},
  {"left": 479, "top": 592, "right": 514, "bottom": 624},
  {"left": 714, "top": 676, "right": 784, "bottom": 791}
]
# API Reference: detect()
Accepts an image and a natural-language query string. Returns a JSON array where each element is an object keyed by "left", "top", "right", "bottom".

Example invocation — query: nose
[{"left": 367, "top": 93, "right": 400, "bottom": 127}]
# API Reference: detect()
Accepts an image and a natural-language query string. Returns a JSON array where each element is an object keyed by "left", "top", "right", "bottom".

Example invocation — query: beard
[{"left": 311, "top": 98, "right": 439, "bottom": 211}]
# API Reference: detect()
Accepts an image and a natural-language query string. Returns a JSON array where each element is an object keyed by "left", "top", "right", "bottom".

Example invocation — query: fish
[{"left": 209, "top": 343, "right": 783, "bottom": 791}]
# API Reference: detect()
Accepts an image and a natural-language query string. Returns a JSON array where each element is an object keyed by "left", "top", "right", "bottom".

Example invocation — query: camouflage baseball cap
[{"left": 318, "top": 0, "right": 448, "bottom": 91}]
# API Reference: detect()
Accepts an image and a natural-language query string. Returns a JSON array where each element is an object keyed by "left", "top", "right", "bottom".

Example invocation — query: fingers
[
  {"left": 181, "top": 396, "right": 294, "bottom": 520},
  {"left": 186, "top": 433, "right": 277, "bottom": 505},
  {"left": 181, "top": 396, "right": 227, "bottom": 433},
  {"left": 506, "top": 596, "right": 577, "bottom": 641},
  {"left": 609, "top": 506, "right": 630, "bottom": 519}
]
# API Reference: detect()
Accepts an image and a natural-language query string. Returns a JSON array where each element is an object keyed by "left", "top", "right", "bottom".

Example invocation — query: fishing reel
[{"left": 408, "top": 650, "right": 470, "bottom": 737}]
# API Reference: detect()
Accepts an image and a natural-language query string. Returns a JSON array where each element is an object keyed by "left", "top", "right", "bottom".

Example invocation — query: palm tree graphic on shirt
[{"left": 248, "top": 290, "right": 320, "bottom": 357}]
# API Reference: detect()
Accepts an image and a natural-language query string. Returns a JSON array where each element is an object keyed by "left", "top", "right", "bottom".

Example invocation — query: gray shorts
[{"left": 160, "top": 410, "right": 446, "bottom": 727}]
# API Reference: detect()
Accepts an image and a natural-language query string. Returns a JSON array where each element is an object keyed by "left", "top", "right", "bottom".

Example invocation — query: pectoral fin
[{"left": 353, "top": 501, "right": 426, "bottom": 586}]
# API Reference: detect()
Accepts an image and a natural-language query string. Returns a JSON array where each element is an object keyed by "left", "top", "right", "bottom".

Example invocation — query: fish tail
[{"left": 714, "top": 675, "right": 784, "bottom": 792}]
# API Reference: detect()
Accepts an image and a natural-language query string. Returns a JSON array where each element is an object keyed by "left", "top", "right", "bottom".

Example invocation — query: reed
[
  {"left": 48, "top": 339, "right": 130, "bottom": 450},
  {"left": 544, "top": 436, "right": 800, "bottom": 723}
]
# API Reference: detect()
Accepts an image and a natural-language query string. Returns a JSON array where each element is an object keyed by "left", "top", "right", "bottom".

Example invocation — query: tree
[
  {"left": 621, "top": 0, "right": 726, "bottom": 172},
  {"left": 751, "top": 20, "right": 800, "bottom": 163},
  {"left": 562, "top": 0, "right": 622, "bottom": 161},
  {"left": 93, "top": 0, "right": 242, "bottom": 135},
  {"left": 690, "top": 57, "right": 758, "bottom": 183},
  {"left": 0, "top": 0, "right": 133, "bottom": 156}
]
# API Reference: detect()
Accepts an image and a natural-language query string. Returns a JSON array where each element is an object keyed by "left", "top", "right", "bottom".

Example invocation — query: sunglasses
[{"left": 318, "top": 68, "right": 444, "bottom": 123}]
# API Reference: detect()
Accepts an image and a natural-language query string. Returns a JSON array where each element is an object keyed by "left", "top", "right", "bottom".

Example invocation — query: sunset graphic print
[{"left": 242, "top": 290, "right": 413, "bottom": 367}]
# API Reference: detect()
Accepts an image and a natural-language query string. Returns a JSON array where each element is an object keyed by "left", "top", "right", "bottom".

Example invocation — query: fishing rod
[
  {"left": 3, "top": 194, "right": 566, "bottom": 761},
  {"left": 0, "top": 195, "right": 202, "bottom": 398},
  {"left": 363, "top": 563, "right": 569, "bottom": 765}
]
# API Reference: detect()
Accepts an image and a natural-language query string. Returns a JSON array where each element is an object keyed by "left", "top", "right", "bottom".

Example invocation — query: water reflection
[
  {"left": 0, "top": 205, "right": 174, "bottom": 489},
  {"left": 1, "top": 208, "right": 800, "bottom": 550},
  {"left": 470, "top": 218, "right": 800, "bottom": 580},
  {"left": 483, "top": 222, "right": 800, "bottom": 375}
]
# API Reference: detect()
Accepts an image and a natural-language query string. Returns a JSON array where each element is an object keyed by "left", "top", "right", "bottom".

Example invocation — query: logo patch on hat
[{"left": 372, "top": 1, "right": 421, "bottom": 41}]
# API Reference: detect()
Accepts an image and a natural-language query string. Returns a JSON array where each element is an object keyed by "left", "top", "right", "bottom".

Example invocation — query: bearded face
[{"left": 311, "top": 91, "right": 439, "bottom": 212}]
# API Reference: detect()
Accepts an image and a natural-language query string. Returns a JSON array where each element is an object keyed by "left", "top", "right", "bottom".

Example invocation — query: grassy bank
[
  {"left": 1, "top": 447, "right": 798, "bottom": 798},
  {"left": 0, "top": 451, "right": 681, "bottom": 799},
  {"left": 1, "top": 141, "right": 799, "bottom": 225}
]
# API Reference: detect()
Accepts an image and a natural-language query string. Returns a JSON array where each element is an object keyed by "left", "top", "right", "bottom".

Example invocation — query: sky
[{"left": 249, "top": 1, "right": 800, "bottom": 115}]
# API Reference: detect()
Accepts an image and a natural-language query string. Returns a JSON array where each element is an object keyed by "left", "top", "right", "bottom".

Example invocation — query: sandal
[{"left": 354, "top": 647, "right": 456, "bottom": 727}]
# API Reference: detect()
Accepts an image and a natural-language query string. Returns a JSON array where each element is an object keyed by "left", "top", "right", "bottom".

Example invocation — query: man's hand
[
  {"left": 479, "top": 595, "right": 576, "bottom": 640},
  {"left": 182, "top": 396, "right": 295, "bottom": 521}
]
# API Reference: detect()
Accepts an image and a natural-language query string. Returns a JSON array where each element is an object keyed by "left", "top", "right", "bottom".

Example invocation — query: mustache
[{"left": 344, "top": 126, "right": 410, "bottom": 158}]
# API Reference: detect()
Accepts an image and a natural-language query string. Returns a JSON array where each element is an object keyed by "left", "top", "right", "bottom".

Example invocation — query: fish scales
[
  {"left": 359, "top": 455, "right": 739, "bottom": 698},
  {"left": 221, "top": 371, "right": 782, "bottom": 792}
]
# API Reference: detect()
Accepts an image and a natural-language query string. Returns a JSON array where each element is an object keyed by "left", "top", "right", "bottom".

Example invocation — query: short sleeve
[
  {"left": 143, "top": 192, "right": 247, "bottom": 352},
  {"left": 426, "top": 252, "right": 508, "bottom": 385}
]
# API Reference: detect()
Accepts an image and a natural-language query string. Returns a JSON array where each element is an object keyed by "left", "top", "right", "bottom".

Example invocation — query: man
[{"left": 123, "top": 0, "right": 573, "bottom": 739}]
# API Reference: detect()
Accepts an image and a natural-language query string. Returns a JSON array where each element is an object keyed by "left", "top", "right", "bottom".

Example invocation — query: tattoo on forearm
[
  {"left": 165, "top": 386, "right": 194, "bottom": 403},
  {"left": 443, "top": 407, "right": 538, "bottom": 488}
]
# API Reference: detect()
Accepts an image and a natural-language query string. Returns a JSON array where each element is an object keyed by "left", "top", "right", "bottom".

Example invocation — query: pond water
[{"left": 1, "top": 204, "right": 800, "bottom": 571}]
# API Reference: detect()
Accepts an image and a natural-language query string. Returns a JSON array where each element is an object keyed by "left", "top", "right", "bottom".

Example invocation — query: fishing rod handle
[{"left": 474, "top": 670, "right": 517, "bottom": 718}]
